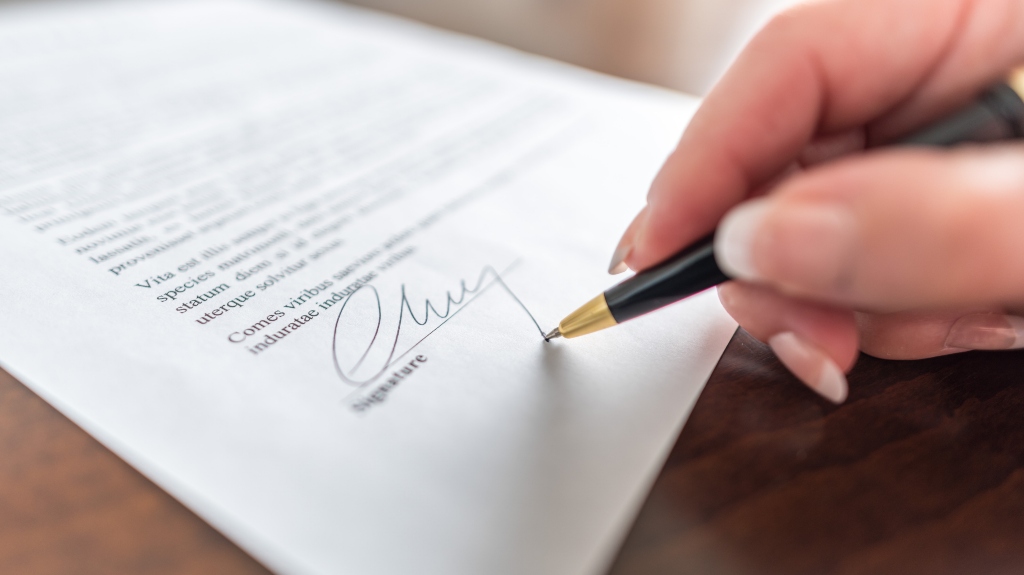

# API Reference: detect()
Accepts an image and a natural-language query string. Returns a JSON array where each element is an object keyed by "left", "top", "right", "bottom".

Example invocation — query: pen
[{"left": 546, "top": 67, "right": 1024, "bottom": 341}]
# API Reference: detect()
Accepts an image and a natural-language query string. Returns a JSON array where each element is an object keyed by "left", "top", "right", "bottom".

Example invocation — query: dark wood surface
[
  {"left": 609, "top": 331, "right": 1024, "bottom": 575},
  {"left": 1, "top": 329, "right": 1022, "bottom": 574}
]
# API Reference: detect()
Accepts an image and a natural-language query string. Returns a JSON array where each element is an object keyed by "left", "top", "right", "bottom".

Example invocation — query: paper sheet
[{"left": 0, "top": 1, "right": 736, "bottom": 573}]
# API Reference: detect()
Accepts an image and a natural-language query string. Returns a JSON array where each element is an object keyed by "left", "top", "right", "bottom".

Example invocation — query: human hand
[{"left": 609, "top": 0, "right": 1024, "bottom": 403}]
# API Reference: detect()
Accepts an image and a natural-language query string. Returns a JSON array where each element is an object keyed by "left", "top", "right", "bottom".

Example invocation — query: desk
[{"left": 1, "top": 330, "right": 1022, "bottom": 574}]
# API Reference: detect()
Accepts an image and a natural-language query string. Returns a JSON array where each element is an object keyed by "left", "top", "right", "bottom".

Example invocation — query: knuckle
[
  {"left": 759, "top": 4, "right": 814, "bottom": 41},
  {"left": 855, "top": 311, "right": 962, "bottom": 360},
  {"left": 855, "top": 314, "right": 901, "bottom": 359}
]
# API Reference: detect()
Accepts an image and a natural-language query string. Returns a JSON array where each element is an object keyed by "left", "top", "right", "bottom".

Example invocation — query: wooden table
[{"left": 2, "top": 329, "right": 1022, "bottom": 574}]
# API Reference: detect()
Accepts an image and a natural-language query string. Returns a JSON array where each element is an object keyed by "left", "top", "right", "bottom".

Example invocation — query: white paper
[{"left": 0, "top": 2, "right": 736, "bottom": 574}]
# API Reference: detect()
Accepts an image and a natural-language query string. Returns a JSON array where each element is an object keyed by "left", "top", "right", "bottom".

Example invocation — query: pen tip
[{"left": 544, "top": 327, "right": 562, "bottom": 342}]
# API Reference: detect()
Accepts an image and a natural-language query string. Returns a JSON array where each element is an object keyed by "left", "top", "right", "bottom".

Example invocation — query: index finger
[{"left": 626, "top": 0, "right": 1024, "bottom": 271}]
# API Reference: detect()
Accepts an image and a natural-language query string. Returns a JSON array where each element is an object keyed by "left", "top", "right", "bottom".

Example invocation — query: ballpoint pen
[{"left": 546, "top": 67, "right": 1024, "bottom": 341}]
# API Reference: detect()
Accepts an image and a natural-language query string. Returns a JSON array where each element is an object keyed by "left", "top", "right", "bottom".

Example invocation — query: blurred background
[{"left": 346, "top": 0, "right": 801, "bottom": 95}]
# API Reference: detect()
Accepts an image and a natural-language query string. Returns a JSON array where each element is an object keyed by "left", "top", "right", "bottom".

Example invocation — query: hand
[{"left": 609, "top": 0, "right": 1024, "bottom": 403}]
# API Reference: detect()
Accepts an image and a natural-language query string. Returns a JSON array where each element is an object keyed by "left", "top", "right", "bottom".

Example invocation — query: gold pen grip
[
  {"left": 557, "top": 293, "right": 618, "bottom": 338},
  {"left": 1010, "top": 67, "right": 1024, "bottom": 101}
]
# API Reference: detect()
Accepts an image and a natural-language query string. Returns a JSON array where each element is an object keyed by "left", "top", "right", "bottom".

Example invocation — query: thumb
[{"left": 713, "top": 145, "right": 1024, "bottom": 311}]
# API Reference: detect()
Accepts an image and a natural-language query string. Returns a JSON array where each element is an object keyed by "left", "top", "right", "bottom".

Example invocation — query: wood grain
[
  {"left": 2, "top": 329, "right": 1022, "bottom": 573},
  {"left": 608, "top": 330, "right": 1024, "bottom": 575},
  {"left": 0, "top": 368, "right": 271, "bottom": 575}
]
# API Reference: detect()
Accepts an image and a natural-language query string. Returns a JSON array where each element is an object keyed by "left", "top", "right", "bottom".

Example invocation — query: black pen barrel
[
  {"left": 603, "top": 233, "right": 727, "bottom": 324},
  {"left": 897, "top": 83, "right": 1024, "bottom": 147},
  {"left": 594, "top": 79, "right": 1024, "bottom": 331}
]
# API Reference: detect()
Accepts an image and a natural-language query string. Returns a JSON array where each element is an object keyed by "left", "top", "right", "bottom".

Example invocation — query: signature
[{"left": 331, "top": 264, "right": 546, "bottom": 388}]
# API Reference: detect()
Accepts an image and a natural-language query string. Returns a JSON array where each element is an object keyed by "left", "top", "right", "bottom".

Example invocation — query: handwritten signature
[{"left": 331, "top": 265, "right": 546, "bottom": 387}]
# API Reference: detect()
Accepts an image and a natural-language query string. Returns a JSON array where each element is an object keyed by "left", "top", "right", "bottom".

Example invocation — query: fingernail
[
  {"left": 945, "top": 314, "right": 1024, "bottom": 350},
  {"left": 768, "top": 331, "right": 848, "bottom": 404},
  {"left": 609, "top": 208, "right": 648, "bottom": 275},
  {"left": 714, "top": 199, "right": 771, "bottom": 280},
  {"left": 608, "top": 242, "right": 631, "bottom": 275},
  {"left": 716, "top": 200, "right": 857, "bottom": 293}
]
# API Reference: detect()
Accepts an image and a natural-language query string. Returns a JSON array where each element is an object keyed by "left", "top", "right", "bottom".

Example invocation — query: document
[{"left": 0, "top": 1, "right": 736, "bottom": 573}]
